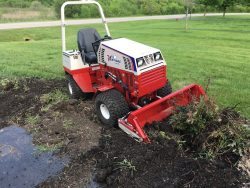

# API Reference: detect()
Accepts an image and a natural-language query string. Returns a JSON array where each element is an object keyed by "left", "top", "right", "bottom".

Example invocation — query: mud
[
  {"left": 0, "top": 78, "right": 249, "bottom": 188},
  {"left": 0, "top": 78, "right": 102, "bottom": 187},
  {"left": 0, "top": 125, "right": 68, "bottom": 188}
]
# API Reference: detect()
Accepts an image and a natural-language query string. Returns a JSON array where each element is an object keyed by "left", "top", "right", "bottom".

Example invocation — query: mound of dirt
[
  {"left": 0, "top": 78, "right": 249, "bottom": 188},
  {"left": 85, "top": 128, "right": 245, "bottom": 188}
]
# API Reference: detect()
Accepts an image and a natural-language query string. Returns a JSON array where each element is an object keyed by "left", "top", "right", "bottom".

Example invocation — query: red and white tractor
[{"left": 61, "top": 0, "right": 205, "bottom": 143}]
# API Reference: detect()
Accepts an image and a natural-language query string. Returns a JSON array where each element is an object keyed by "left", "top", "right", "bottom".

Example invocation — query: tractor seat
[{"left": 77, "top": 28, "right": 101, "bottom": 64}]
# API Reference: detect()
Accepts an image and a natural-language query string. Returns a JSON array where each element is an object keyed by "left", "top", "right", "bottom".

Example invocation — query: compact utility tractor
[{"left": 61, "top": 1, "right": 205, "bottom": 143}]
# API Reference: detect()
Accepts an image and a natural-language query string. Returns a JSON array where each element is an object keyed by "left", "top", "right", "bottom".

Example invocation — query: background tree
[
  {"left": 1, "top": 0, "right": 248, "bottom": 19},
  {"left": 220, "top": 0, "right": 238, "bottom": 16},
  {"left": 54, "top": 0, "right": 81, "bottom": 18},
  {"left": 195, "top": 0, "right": 223, "bottom": 16}
]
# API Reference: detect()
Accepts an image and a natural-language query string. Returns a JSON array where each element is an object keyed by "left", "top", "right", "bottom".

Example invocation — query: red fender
[{"left": 64, "top": 67, "right": 94, "bottom": 93}]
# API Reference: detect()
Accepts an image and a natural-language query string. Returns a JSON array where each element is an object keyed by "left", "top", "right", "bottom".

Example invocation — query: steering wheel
[{"left": 92, "top": 35, "right": 112, "bottom": 54}]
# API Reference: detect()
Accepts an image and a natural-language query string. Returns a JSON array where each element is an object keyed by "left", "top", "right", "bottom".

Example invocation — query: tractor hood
[{"left": 101, "top": 38, "right": 160, "bottom": 59}]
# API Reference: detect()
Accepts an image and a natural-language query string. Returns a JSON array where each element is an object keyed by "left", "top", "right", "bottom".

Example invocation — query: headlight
[
  {"left": 154, "top": 52, "right": 163, "bottom": 61},
  {"left": 137, "top": 58, "right": 146, "bottom": 67}
]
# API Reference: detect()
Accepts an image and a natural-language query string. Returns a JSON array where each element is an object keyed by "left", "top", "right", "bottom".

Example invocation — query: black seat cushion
[
  {"left": 85, "top": 52, "right": 97, "bottom": 64},
  {"left": 77, "top": 28, "right": 101, "bottom": 64}
]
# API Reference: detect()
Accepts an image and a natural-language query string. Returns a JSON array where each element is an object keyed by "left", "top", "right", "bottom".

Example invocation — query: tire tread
[
  {"left": 157, "top": 81, "right": 172, "bottom": 97},
  {"left": 95, "top": 89, "right": 129, "bottom": 127}
]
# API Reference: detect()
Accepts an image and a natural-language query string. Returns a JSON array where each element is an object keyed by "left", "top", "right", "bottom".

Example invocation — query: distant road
[{"left": 0, "top": 13, "right": 249, "bottom": 30}]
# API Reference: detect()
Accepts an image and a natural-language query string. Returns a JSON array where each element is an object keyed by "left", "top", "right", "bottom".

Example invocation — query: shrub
[
  {"left": 169, "top": 98, "right": 249, "bottom": 160},
  {"left": 170, "top": 98, "right": 218, "bottom": 136},
  {"left": 54, "top": 0, "right": 81, "bottom": 18},
  {"left": 161, "top": 2, "right": 184, "bottom": 14},
  {"left": 30, "top": 1, "right": 44, "bottom": 11},
  {"left": 2, "top": 0, "right": 30, "bottom": 8}
]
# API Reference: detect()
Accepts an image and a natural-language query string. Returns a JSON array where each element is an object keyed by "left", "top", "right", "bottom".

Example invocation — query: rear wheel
[
  {"left": 66, "top": 74, "right": 87, "bottom": 99},
  {"left": 157, "top": 81, "right": 172, "bottom": 97},
  {"left": 95, "top": 89, "right": 129, "bottom": 127}
]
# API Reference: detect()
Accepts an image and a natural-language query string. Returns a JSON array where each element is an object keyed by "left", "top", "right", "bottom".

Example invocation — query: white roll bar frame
[{"left": 61, "top": 0, "right": 111, "bottom": 52}]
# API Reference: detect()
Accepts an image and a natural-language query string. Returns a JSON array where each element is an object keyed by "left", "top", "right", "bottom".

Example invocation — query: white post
[{"left": 61, "top": 0, "right": 111, "bottom": 52}]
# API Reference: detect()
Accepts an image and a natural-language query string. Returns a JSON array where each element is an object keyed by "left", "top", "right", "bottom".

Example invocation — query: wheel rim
[
  {"left": 68, "top": 83, "right": 73, "bottom": 95},
  {"left": 100, "top": 103, "right": 110, "bottom": 120}
]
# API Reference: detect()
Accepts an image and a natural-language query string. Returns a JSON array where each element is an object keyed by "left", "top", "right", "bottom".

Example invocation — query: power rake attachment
[{"left": 118, "top": 84, "right": 206, "bottom": 143}]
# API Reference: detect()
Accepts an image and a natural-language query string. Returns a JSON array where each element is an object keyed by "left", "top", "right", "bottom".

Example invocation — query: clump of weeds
[
  {"left": 25, "top": 113, "right": 41, "bottom": 125},
  {"left": 36, "top": 142, "right": 63, "bottom": 154},
  {"left": 63, "top": 119, "right": 74, "bottom": 129},
  {"left": 0, "top": 78, "right": 20, "bottom": 91},
  {"left": 169, "top": 97, "right": 249, "bottom": 163},
  {"left": 114, "top": 159, "right": 137, "bottom": 176},
  {"left": 40, "top": 90, "right": 68, "bottom": 112},
  {"left": 170, "top": 97, "right": 218, "bottom": 137}
]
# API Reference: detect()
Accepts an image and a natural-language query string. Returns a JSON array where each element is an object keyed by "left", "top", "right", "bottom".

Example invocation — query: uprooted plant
[
  {"left": 40, "top": 90, "right": 68, "bottom": 112},
  {"left": 114, "top": 159, "right": 137, "bottom": 176},
  {"left": 169, "top": 98, "right": 218, "bottom": 137},
  {"left": 168, "top": 98, "right": 249, "bottom": 162}
]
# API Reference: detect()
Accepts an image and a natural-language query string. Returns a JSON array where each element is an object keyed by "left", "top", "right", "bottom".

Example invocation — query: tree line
[
  {"left": 0, "top": 0, "right": 249, "bottom": 18},
  {"left": 193, "top": 0, "right": 250, "bottom": 16}
]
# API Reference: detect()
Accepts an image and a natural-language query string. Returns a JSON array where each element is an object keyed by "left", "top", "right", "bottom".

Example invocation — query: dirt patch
[
  {"left": 0, "top": 78, "right": 101, "bottom": 187},
  {"left": 0, "top": 78, "right": 63, "bottom": 128},
  {"left": 77, "top": 126, "right": 247, "bottom": 188},
  {"left": 0, "top": 78, "right": 249, "bottom": 187}
]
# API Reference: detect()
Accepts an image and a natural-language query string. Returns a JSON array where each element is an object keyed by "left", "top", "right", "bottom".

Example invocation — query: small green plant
[
  {"left": 63, "top": 119, "right": 74, "bottom": 129},
  {"left": 159, "top": 131, "right": 171, "bottom": 140},
  {"left": 199, "top": 150, "right": 215, "bottom": 159},
  {"left": 36, "top": 142, "right": 63, "bottom": 153},
  {"left": 52, "top": 111, "right": 62, "bottom": 121},
  {"left": 40, "top": 90, "right": 68, "bottom": 111},
  {"left": 0, "top": 78, "right": 20, "bottom": 91},
  {"left": 25, "top": 114, "right": 40, "bottom": 125},
  {"left": 41, "top": 104, "right": 53, "bottom": 112},
  {"left": 40, "top": 90, "right": 68, "bottom": 104},
  {"left": 22, "top": 81, "right": 29, "bottom": 92},
  {"left": 115, "top": 159, "right": 136, "bottom": 176}
]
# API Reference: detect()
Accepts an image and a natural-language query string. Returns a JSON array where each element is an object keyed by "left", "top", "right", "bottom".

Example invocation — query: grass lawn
[{"left": 0, "top": 16, "right": 249, "bottom": 117}]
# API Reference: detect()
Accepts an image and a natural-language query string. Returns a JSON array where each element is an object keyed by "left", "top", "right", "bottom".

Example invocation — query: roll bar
[{"left": 61, "top": 0, "right": 111, "bottom": 51}]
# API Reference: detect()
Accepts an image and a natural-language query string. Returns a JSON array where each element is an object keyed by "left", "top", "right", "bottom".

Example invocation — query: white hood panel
[{"left": 101, "top": 38, "right": 159, "bottom": 58}]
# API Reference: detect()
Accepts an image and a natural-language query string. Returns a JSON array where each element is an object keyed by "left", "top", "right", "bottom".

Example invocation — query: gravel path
[{"left": 0, "top": 13, "right": 249, "bottom": 30}]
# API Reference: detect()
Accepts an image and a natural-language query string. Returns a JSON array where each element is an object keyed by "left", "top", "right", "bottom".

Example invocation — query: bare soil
[{"left": 0, "top": 78, "right": 249, "bottom": 188}]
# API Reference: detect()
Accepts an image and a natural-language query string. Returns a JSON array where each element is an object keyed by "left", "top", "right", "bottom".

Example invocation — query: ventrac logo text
[{"left": 107, "top": 55, "right": 121, "bottom": 64}]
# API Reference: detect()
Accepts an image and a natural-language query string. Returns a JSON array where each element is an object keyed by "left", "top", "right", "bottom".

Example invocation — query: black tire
[
  {"left": 157, "top": 81, "right": 172, "bottom": 97},
  {"left": 95, "top": 89, "right": 130, "bottom": 127},
  {"left": 66, "top": 74, "right": 87, "bottom": 99}
]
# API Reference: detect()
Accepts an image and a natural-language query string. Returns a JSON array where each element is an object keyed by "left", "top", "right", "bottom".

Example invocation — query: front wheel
[
  {"left": 157, "top": 81, "right": 172, "bottom": 97},
  {"left": 95, "top": 89, "right": 129, "bottom": 127}
]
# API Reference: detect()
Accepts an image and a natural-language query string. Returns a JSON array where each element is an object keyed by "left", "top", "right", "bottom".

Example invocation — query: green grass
[{"left": 0, "top": 16, "right": 249, "bottom": 117}]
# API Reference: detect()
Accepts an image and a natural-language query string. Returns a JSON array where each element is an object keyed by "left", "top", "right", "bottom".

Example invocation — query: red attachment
[{"left": 118, "top": 84, "right": 206, "bottom": 143}]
